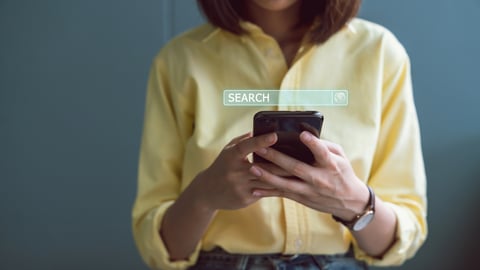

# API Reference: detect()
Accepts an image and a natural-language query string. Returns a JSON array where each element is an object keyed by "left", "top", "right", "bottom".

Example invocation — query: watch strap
[{"left": 332, "top": 186, "right": 375, "bottom": 230}]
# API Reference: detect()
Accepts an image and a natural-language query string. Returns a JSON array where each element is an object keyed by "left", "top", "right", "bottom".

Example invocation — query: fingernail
[
  {"left": 250, "top": 166, "right": 262, "bottom": 177},
  {"left": 266, "top": 133, "right": 276, "bottom": 143},
  {"left": 257, "top": 148, "right": 267, "bottom": 155},
  {"left": 300, "top": 131, "right": 312, "bottom": 141}
]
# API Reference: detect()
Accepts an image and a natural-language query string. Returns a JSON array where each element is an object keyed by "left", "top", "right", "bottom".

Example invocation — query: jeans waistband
[{"left": 191, "top": 247, "right": 367, "bottom": 270}]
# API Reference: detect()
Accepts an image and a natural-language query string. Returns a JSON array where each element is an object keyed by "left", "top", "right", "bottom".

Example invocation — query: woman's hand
[
  {"left": 192, "top": 132, "right": 280, "bottom": 211},
  {"left": 161, "top": 132, "right": 280, "bottom": 260},
  {"left": 249, "top": 131, "right": 370, "bottom": 220}
]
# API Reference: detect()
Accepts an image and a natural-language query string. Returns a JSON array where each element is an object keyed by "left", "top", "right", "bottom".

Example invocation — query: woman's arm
[
  {"left": 250, "top": 132, "right": 397, "bottom": 256},
  {"left": 161, "top": 132, "right": 280, "bottom": 260}
]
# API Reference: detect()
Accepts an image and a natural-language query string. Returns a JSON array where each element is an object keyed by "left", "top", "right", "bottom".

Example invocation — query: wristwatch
[{"left": 332, "top": 186, "right": 375, "bottom": 231}]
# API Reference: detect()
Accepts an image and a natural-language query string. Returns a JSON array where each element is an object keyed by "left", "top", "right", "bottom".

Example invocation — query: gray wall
[{"left": 1, "top": 0, "right": 479, "bottom": 269}]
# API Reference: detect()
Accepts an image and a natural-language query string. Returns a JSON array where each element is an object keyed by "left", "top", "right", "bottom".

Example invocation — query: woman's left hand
[{"left": 250, "top": 131, "right": 370, "bottom": 221}]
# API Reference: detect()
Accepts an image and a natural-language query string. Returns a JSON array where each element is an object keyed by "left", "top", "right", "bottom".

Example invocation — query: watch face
[{"left": 352, "top": 211, "right": 374, "bottom": 231}]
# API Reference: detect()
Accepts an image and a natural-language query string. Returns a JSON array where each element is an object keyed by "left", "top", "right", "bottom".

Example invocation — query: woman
[{"left": 132, "top": 0, "right": 427, "bottom": 269}]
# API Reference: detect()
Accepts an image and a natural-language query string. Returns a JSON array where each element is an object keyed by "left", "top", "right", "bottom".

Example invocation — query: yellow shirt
[{"left": 132, "top": 18, "right": 427, "bottom": 270}]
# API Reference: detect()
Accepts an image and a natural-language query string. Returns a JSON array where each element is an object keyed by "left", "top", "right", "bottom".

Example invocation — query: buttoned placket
[{"left": 243, "top": 26, "right": 314, "bottom": 255}]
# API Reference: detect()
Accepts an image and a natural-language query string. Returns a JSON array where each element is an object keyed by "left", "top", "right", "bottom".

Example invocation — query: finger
[
  {"left": 254, "top": 145, "right": 315, "bottom": 182},
  {"left": 255, "top": 162, "right": 291, "bottom": 177},
  {"left": 225, "top": 132, "right": 252, "bottom": 149},
  {"left": 230, "top": 132, "right": 277, "bottom": 159},
  {"left": 252, "top": 188, "right": 302, "bottom": 200},
  {"left": 250, "top": 165, "right": 309, "bottom": 194},
  {"left": 249, "top": 179, "right": 278, "bottom": 190},
  {"left": 299, "top": 131, "right": 332, "bottom": 167},
  {"left": 323, "top": 140, "right": 346, "bottom": 157},
  {"left": 252, "top": 188, "right": 283, "bottom": 198}
]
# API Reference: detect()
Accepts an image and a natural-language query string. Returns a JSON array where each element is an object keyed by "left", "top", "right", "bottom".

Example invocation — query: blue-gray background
[{"left": 1, "top": 0, "right": 479, "bottom": 269}]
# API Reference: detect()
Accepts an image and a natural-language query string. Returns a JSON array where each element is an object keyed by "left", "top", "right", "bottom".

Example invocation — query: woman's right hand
[
  {"left": 160, "top": 131, "right": 280, "bottom": 260},
  {"left": 192, "top": 132, "right": 279, "bottom": 211}
]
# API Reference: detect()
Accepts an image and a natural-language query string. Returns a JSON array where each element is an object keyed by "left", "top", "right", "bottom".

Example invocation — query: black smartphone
[{"left": 253, "top": 111, "right": 324, "bottom": 164}]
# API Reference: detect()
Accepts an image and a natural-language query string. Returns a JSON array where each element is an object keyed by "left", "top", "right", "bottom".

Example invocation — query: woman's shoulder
[
  {"left": 348, "top": 18, "right": 408, "bottom": 57},
  {"left": 154, "top": 23, "right": 220, "bottom": 60},
  {"left": 336, "top": 17, "right": 409, "bottom": 66},
  {"left": 348, "top": 18, "right": 399, "bottom": 42},
  {"left": 171, "top": 23, "right": 219, "bottom": 44}
]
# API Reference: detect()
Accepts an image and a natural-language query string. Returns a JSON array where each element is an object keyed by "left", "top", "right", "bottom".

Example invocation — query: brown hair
[{"left": 196, "top": 0, "right": 362, "bottom": 44}]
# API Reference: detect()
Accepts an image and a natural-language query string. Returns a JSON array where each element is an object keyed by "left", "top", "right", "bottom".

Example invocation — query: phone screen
[{"left": 253, "top": 111, "right": 323, "bottom": 164}]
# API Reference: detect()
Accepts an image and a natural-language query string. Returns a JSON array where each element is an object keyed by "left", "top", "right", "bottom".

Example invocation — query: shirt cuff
[
  {"left": 139, "top": 202, "right": 203, "bottom": 270},
  {"left": 352, "top": 202, "right": 427, "bottom": 266}
]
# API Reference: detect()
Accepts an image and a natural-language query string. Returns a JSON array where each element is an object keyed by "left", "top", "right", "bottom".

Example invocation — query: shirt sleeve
[
  {"left": 131, "top": 49, "right": 200, "bottom": 270},
  {"left": 352, "top": 31, "right": 428, "bottom": 266}
]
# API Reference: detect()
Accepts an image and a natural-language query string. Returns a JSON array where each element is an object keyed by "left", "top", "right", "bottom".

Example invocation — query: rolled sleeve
[
  {"left": 133, "top": 203, "right": 203, "bottom": 270},
  {"left": 353, "top": 202, "right": 427, "bottom": 265}
]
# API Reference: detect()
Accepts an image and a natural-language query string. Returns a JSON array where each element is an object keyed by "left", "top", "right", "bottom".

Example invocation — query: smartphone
[{"left": 253, "top": 111, "right": 324, "bottom": 164}]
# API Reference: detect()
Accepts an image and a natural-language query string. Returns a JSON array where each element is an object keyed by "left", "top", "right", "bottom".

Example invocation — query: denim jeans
[{"left": 188, "top": 247, "right": 368, "bottom": 270}]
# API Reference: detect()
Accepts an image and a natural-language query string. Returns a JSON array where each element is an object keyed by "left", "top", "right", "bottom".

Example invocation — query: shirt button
[{"left": 294, "top": 239, "right": 303, "bottom": 250}]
